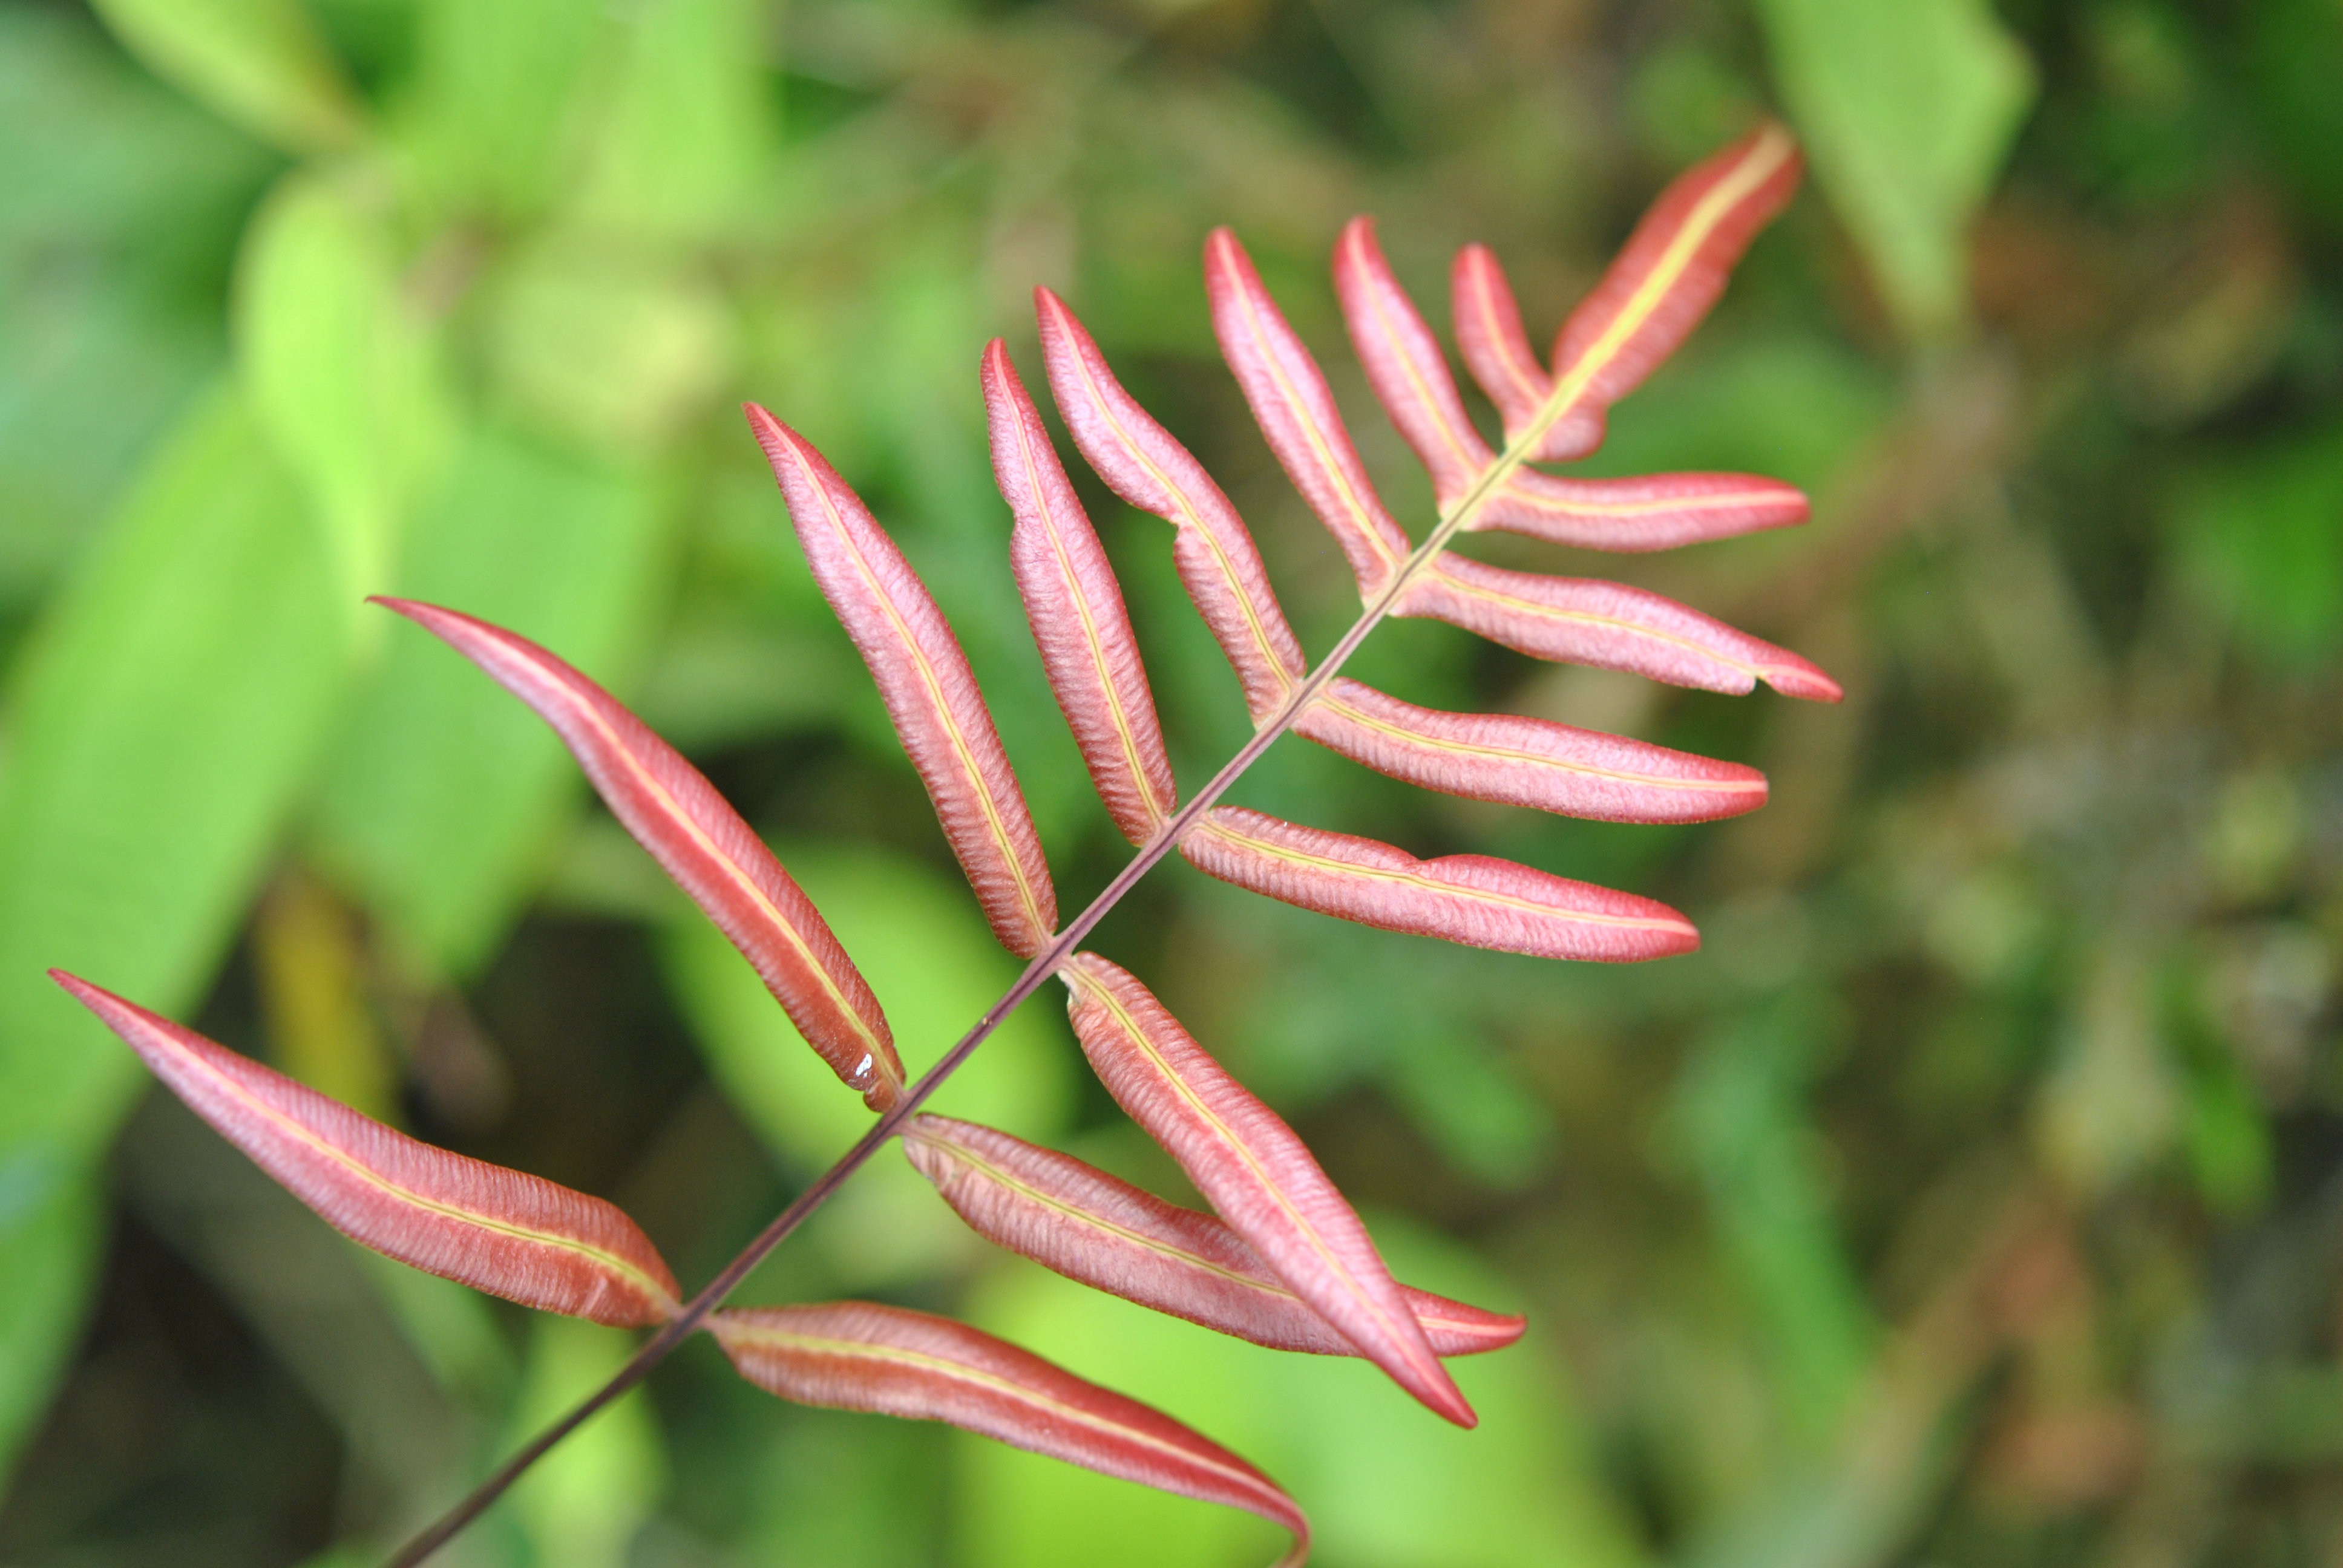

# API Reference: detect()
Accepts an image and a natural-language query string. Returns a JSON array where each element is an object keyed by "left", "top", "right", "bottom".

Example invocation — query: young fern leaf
[
  {"left": 1060, "top": 953, "right": 1475, "bottom": 1428},
  {"left": 375, "top": 598, "right": 905, "bottom": 1111},
  {"left": 1397, "top": 558, "right": 1844, "bottom": 702},
  {"left": 709, "top": 1302, "right": 1309, "bottom": 1566},
  {"left": 1036, "top": 289, "right": 1307, "bottom": 724},
  {"left": 1453, "top": 123, "right": 1801, "bottom": 464},
  {"left": 1183, "top": 808, "right": 1699, "bottom": 961},
  {"left": 1483, "top": 468, "right": 1809, "bottom": 553},
  {"left": 1205, "top": 227, "right": 1414, "bottom": 603},
  {"left": 902, "top": 1114, "right": 1525, "bottom": 1357},
  {"left": 56, "top": 973, "right": 681, "bottom": 1326},
  {"left": 985, "top": 341, "right": 1178, "bottom": 846},
  {"left": 1291, "top": 678, "right": 1766, "bottom": 824},
  {"left": 747, "top": 405, "right": 1058, "bottom": 958},
  {"left": 1336, "top": 218, "right": 1806, "bottom": 550}
]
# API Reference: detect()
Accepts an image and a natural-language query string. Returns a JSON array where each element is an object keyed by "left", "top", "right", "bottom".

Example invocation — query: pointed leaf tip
[
  {"left": 983, "top": 340, "right": 1178, "bottom": 846},
  {"left": 905, "top": 1114, "right": 1525, "bottom": 1357},
  {"left": 1034, "top": 289, "right": 1305, "bottom": 724},
  {"left": 744, "top": 405, "right": 1059, "bottom": 957},
  {"left": 1206, "top": 227, "right": 1414, "bottom": 601},
  {"left": 373, "top": 596, "right": 905, "bottom": 1111},
  {"left": 711, "top": 1301, "right": 1310, "bottom": 1563},
  {"left": 1396, "top": 558, "right": 1841, "bottom": 702},
  {"left": 1060, "top": 953, "right": 1476, "bottom": 1426},
  {"left": 1333, "top": 216, "right": 1493, "bottom": 509},
  {"left": 56, "top": 972, "right": 681, "bottom": 1325}
]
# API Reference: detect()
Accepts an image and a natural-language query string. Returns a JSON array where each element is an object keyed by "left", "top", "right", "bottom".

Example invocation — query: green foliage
[{"left": 1754, "top": 0, "right": 2035, "bottom": 339}]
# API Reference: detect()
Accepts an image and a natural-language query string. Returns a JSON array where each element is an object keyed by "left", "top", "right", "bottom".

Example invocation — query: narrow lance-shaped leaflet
[
  {"left": 903, "top": 1114, "right": 1525, "bottom": 1357},
  {"left": 1335, "top": 218, "right": 1804, "bottom": 550},
  {"left": 375, "top": 598, "right": 905, "bottom": 1111},
  {"left": 984, "top": 340, "right": 1178, "bottom": 847},
  {"left": 1035, "top": 288, "right": 1305, "bottom": 724},
  {"left": 747, "top": 405, "right": 1058, "bottom": 958},
  {"left": 1207, "top": 227, "right": 1414, "bottom": 603},
  {"left": 56, "top": 973, "right": 681, "bottom": 1326},
  {"left": 710, "top": 1301, "right": 1310, "bottom": 1566},
  {"left": 1294, "top": 678, "right": 1766, "bottom": 825},
  {"left": 1060, "top": 952, "right": 1476, "bottom": 1426},
  {"left": 1183, "top": 808, "right": 1700, "bottom": 962},
  {"left": 1396, "top": 556, "right": 1844, "bottom": 702}
]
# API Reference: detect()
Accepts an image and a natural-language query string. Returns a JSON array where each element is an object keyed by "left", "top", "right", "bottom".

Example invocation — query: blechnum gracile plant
[{"left": 56, "top": 123, "right": 1837, "bottom": 1566}]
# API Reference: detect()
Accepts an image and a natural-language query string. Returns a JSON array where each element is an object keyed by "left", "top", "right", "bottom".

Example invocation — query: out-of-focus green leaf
[
  {"left": 1671, "top": 993, "right": 1875, "bottom": 1446},
  {"left": 309, "top": 424, "right": 664, "bottom": 978},
  {"left": 87, "top": 0, "right": 362, "bottom": 155},
  {"left": 485, "top": 242, "right": 733, "bottom": 459},
  {"left": 0, "top": 385, "right": 346, "bottom": 1466},
  {"left": 508, "top": 1317, "right": 666, "bottom": 1568},
  {"left": 397, "top": 0, "right": 606, "bottom": 221},
  {"left": 0, "top": 1173, "right": 102, "bottom": 1478},
  {"left": 2169, "top": 423, "right": 2343, "bottom": 668},
  {"left": 1754, "top": 0, "right": 2035, "bottom": 341},
  {"left": 0, "top": 7, "right": 274, "bottom": 613},
  {"left": 960, "top": 1217, "right": 1646, "bottom": 1568},
  {"left": 235, "top": 170, "right": 448, "bottom": 612},
  {"left": 569, "top": 0, "right": 775, "bottom": 241}
]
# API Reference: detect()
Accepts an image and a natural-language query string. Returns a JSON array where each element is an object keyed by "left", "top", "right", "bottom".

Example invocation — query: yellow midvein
[
  {"left": 1202, "top": 818, "right": 1693, "bottom": 932},
  {"left": 1463, "top": 261, "right": 1551, "bottom": 414},
  {"left": 1220, "top": 249, "right": 1404, "bottom": 581},
  {"left": 1013, "top": 399, "right": 1165, "bottom": 831},
  {"left": 717, "top": 1324, "right": 1282, "bottom": 1504},
  {"left": 1073, "top": 969, "right": 1427, "bottom": 1364},
  {"left": 921, "top": 1132, "right": 1289, "bottom": 1297},
  {"left": 204, "top": 1062, "right": 676, "bottom": 1307},
  {"left": 544, "top": 678, "right": 892, "bottom": 1081},
  {"left": 1349, "top": 230, "right": 1480, "bottom": 480},
  {"left": 1427, "top": 560, "right": 1767, "bottom": 681},
  {"left": 1049, "top": 299, "right": 1298, "bottom": 708},
  {"left": 1509, "top": 489, "right": 1781, "bottom": 518},
  {"left": 791, "top": 437, "right": 1052, "bottom": 944},
  {"left": 1316, "top": 693, "right": 1761, "bottom": 793}
]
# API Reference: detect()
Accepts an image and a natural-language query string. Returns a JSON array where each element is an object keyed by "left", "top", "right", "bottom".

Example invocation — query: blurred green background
[{"left": 1, "top": 0, "right": 2339, "bottom": 1563}]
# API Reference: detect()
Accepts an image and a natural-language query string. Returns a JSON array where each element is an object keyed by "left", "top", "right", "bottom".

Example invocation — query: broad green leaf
[
  {"left": 309, "top": 424, "right": 665, "bottom": 978},
  {"left": 568, "top": 0, "right": 775, "bottom": 241},
  {"left": 508, "top": 1316, "right": 667, "bottom": 1568},
  {"left": 0, "top": 1171, "right": 102, "bottom": 1478},
  {"left": 396, "top": 0, "right": 608, "bottom": 221},
  {"left": 959, "top": 1217, "right": 1645, "bottom": 1568},
  {"left": 1754, "top": 0, "right": 2035, "bottom": 341},
  {"left": 0, "top": 387, "right": 346, "bottom": 1469},
  {"left": 88, "top": 0, "right": 361, "bottom": 155},
  {"left": 0, "top": 382, "right": 346, "bottom": 1169},
  {"left": 0, "top": 5, "right": 274, "bottom": 612},
  {"left": 235, "top": 171, "right": 450, "bottom": 613}
]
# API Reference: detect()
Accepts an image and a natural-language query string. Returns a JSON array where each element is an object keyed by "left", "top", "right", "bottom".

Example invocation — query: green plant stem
[{"left": 382, "top": 406, "right": 1554, "bottom": 1568}]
